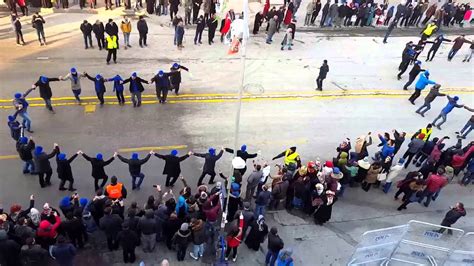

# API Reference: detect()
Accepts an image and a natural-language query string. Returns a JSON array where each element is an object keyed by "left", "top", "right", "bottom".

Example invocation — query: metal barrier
[{"left": 348, "top": 220, "right": 471, "bottom": 266}]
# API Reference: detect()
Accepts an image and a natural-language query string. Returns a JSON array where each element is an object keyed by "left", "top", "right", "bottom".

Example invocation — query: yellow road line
[
  {"left": 118, "top": 145, "right": 188, "bottom": 153},
  {"left": 0, "top": 155, "right": 19, "bottom": 160}
]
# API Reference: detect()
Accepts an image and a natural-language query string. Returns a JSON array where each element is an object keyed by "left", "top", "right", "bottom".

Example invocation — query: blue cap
[
  {"left": 8, "top": 115, "right": 15, "bottom": 122},
  {"left": 40, "top": 76, "right": 48, "bottom": 83},
  {"left": 79, "top": 198, "right": 88, "bottom": 207},
  {"left": 333, "top": 167, "right": 341, "bottom": 175},
  {"left": 59, "top": 196, "right": 71, "bottom": 207},
  {"left": 171, "top": 150, "right": 178, "bottom": 156},
  {"left": 96, "top": 153, "right": 103, "bottom": 160},
  {"left": 95, "top": 74, "right": 102, "bottom": 80},
  {"left": 453, "top": 96, "right": 459, "bottom": 101},
  {"left": 240, "top": 145, "right": 247, "bottom": 152},
  {"left": 209, "top": 148, "right": 216, "bottom": 156},
  {"left": 115, "top": 74, "right": 123, "bottom": 81},
  {"left": 131, "top": 153, "right": 138, "bottom": 159},
  {"left": 14, "top": 93, "right": 22, "bottom": 99},
  {"left": 415, "top": 60, "right": 421, "bottom": 65},
  {"left": 70, "top": 67, "right": 77, "bottom": 73},
  {"left": 172, "top": 63, "right": 179, "bottom": 69},
  {"left": 58, "top": 153, "right": 66, "bottom": 160},
  {"left": 158, "top": 70, "right": 164, "bottom": 76},
  {"left": 424, "top": 70, "right": 430, "bottom": 76},
  {"left": 35, "top": 146, "right": 43, "bottom": 155},
  {"left": 19, "top": 137, "right": 28, "bottom": 144},
  {"left": 132, "top": 72, "right": 137, "bottom": 77}
]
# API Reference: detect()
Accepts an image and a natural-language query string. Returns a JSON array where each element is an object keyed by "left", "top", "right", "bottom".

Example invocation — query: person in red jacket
[
  {"left": 225, "top": 212, "right": 244, "bottom": 262},
  {"left": 36, "top": 211, "right": 61, "bottom": 248},
  {"left": 202, "top": 193, "right": 221, "bottom": 224},
  {"left": 417, "top": 167, "right": 447, "bottom": 207},
  {"left": 451, "top": 145, "right": 474, "bottom": 175}
]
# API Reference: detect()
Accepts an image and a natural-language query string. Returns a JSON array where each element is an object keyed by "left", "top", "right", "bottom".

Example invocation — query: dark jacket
[
  {"left": 267, "top": 231, "right": 284, "bottom": 253},
  {"left": 99, "top": 213, "right": 123, "bottom": 237},
  {"left": 105, "top": 22, "right": 119, "bottom": 36},
  {"left": 13, "top": 20, "right": 21, "bottom": 32},
  {"left": 196, "top": 17, "right": 205, "bottom": 31},
  {"left": 31, "top": 14, "right": 45, "bottom": 30},
  {"left": 8, "top": 120, "right": 21, "bottom": 141},
  {"left": 272, "top": 180, "right": 289, "bottom": 200},
  {"left": 169, "top": 65, "right": 189, "bottom": 84},
  {"left": 33, "top": 147, "right": 58, "bottom": 173},
  {"left": 80, "top": 22, "right": 93, "bottom": 35},
  {"left": 194, "top": 150, "right": 223, "bottom": 173},
  {"left": 20, "top": 244, "right": 48, "bottom": 266},
  {"left": 155, "top": 153, "right": 190, "bottom": 177},
  {"left": 173, "top": 229, "right": 191, "bottom": 248},
  {"left": 51, "top": 243, "right": 76, "bottom": 266},
  {"left": 16, "top": 139, "right": 35, "bottom": 161},
  {"left": 255, "top": 190, "right": 271, "bottom": 206},
  {"left": 191, "top": 220, "right": 207, "bottom": 245},
  {"left": 151, "top": 73, "right": 171, "bottom": 88},
  {"left": 442, "top": 207, "right": 466, "bottom": 225},
  {"left": 408, "top": 64, "right": 424, "bottom": 77},
  {"left": 318, "top": 63, "right": 329, "bottom": 78},
  {"left": 34, "top": 77, "right": 60, "bottom": 99},
  {"left": 137, "top": 19, "right": 148, "bottom": 34},
  {"left": 117, "top": 228, "right": 139, "bottom": 249},
  {"left": 82, "top": 154, "right": 114, "bottom": 179},
  {"left": 122, "top": 77, "right": 149, "bottom": 93},
  {"left": 224, "top": 148, "right": 257, "bottom": 161},
  {"left": 59, "top": 217, "right": 87, "bottom": 241},
  {"left": 85, "top": 74, "right": 107, "bottom": 94},
  {"left": 137, "top": 210, "right": 157, "bottom": 235},
  {"left": 92, "top": 22, "right": 105, "bottom": 37},
  {"left": 424, "top": 87, "right": 446, "bottom": 103},
  {"left": 56, "top": 150, "right": 78, "bottom": 180},
  {"left": 118, "top": 154, "right": 151, "bottom": 176},
  {"left": 0, "top": 234, "right": 21, "bottom": 266}
]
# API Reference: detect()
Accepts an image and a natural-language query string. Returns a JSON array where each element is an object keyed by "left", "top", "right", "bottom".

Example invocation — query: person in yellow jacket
[
  {"left": 120, "top": 17, "right": 132, "bottom": 49},
  {"left": 105, "top": 176, "right": 127, "bottom": 200},
  {"left": 272, "top": 146, "right": 301, "bottom": 169},
  {"left": 412, "top": 123, "right": 433, "bottom": 141},
  {"left": 420, "top": 21, "right": 438, "bottom": 41},
  {"left": 106, "top": 34, "right": 118, "bottom": 64}
]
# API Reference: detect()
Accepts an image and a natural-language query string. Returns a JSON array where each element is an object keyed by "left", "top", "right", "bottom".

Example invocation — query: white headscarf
[{"left": 29, "top": 208, "right": 40, "bottom": 226}]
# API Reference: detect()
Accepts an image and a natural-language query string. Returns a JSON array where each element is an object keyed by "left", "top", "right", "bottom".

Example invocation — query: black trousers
[
  {"left": 198, "top": 171, "right": 216, "bottom": 185},
  {"left": 408, "top": 90, "right": 421, "bottom": 103},
  {"left": 403, "top": 74, "right": 417, "bottom": 90},
  {"left": 123, "top": 247, "right": 136, "bottom": 263},
  {"left": 95, "top": 35, "right": 105, "bottom": 49},
  {"left": 139, "top": 33, "right": 147, "bottom": 46},
  {"left": 310, "top": 11, "right": 320, "bottom": 24},
  {"left": 397, "top": 60, "right": 410, "bottom": 78},
  {"left": 208, "top": 29, "right": 215, "bottom": 44},
  {"left": 316, "top": 76, "right": 325, "bottom": 89},
  {"left": 225, "top": 246, "right": 238, "bottom": 259},
  {"left": 194, "top": 29, "right": 203, "bottom": 44},
  {"left": 427, "top": 47, "right": 439, "bottom": 61},
  {"left": 156, "top": 87, "right": 168, "bottom": 103},
  {"left": 38, "top": 170, "right": 53, "bottom": 187},
  {"left": 83, "top": 33, "right": 93, "bottom": 48},
  {"left": 16, "top": 30, "right": 25, "bottom": 44},
  {"left": 59, "top": 178, "right": 74, "bottom": 190},
  {"left": 96, "top": 91, "right": 105, "bottom": 105},
  {"left": 171, "top": 83, "right": 180, "bottom": 94},
  {"left": 116, "top": 90, "right": 125, "bottom": 104},
  {"left": 402, "top": 151, "right": 416, "bottom": 167},
  {"left": 94, "top": 176, "right": 108, "bottom": 191},
  {"left": 192, "top": 5, "right": 200, "bottom": 23},
  {"left": 106, "top": 236, "right": 119, "bottom": 251},
  {"left": 177, "top": 246, "right": 187, "bottom": 261},
  {"left": 421, "top": 15, "right": 432, "bottom": 25},
  {"left": 165, "top": 174, "right": 178, "bottom": 187},
  {"left": 106, "top": 49, "right": 117, "bottom": 63},
  {"left": 320, "top": 13, "right": 328, "bottom": 26}
]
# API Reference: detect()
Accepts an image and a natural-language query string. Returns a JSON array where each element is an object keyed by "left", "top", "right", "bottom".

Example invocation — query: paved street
[{"left": 0, "top": 4, "right": 473, "bottom": 266}]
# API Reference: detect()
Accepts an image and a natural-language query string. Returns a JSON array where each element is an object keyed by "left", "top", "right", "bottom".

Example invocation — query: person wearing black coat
[
  {"left": 117, "top": 222, "right": 139, "bottom": 263},
  {"left": 266, "top": 227, "right": 284, "bottom": 266},
  {"left": 7, "top": 115, "right": 21, "bottom": 141},
  {"left": 150, "top": 70, "right": 172, "bottom": 103},
  {"left": 117, "top": 152, "right": 152, "bottom": 190},
  {"left": 80, "top": 151, "right": 114, "bottom": 191},
  {"left": 194, "top": 147, "right": 224, "bottom": 185},
  {"left": 169, "top": 63, "right": 189, "bottom": 95},
  {"left": 20, "top": 237, "right": 49, "bottom": 266},
  {"left": 105, "top": 19, "right": 119, "bottom": 48},
  {"left": 207, "top": 13, "right": 218, "bottom": 44},
  {"left": 122, "top": 72, "right": 149, "bottom": 107},
  {"left": 12, "top": 16, "right": 25, "bottom": 45},
  {"left": 31, "top": 76, "right": 60, "bottom": 112},
  {"left": 137, "top": 16, "right": 148, "bottom": 47},
  {"left": 100, "top": 207, "right": 123, "bottom": 251},
  {"left": 58, "top": 212, "right": 87, "bottom": 248},
  {"left": 225, "top": 145, "right": 258, "bottom": 175},
  {"left": 320, "top": 1, "right": 330, "bottom": 27},
  {"left": 253, "top": 11, "right": 264, "bottom": 34},
  {"left": 438, "top": 202, "right": 466, "bottom": 234},
  {"left": 80, "top": 20, "right": 93, "bottom": 49},
  {"left": 155, "top": 150, "right": 191, "bottom": 187},
  {"left": 0, "top": 230, "right": 21, "bottom": 266},
  {"left": 92, "top": 20, "right": 105, "bottom": 50},
  {"left": 56, "top": 147, "right": 78, "bottom": 191},
  {"left": 311, "top": 0, "right": 322, "bottom": 25},
  {"left": 316, "top": 59, "right": 329, "bottom": 90},
  {"left": 163, "top": 213, "right": 181, "bottom": 250},
  {"left": 194, "top": 15, "right": 205, "bottom": 44},
  {"left": 244, "top": 215, "right": 268, "bottom": 251},
  {"left": 403, "top": 61, "right": 425, "bottom": 90},
  {"left": 33, "top": 144, "right": 58, "bottom": 188},
  {"left": 192, "top": 0, "right": 202, "bottom": 23}
]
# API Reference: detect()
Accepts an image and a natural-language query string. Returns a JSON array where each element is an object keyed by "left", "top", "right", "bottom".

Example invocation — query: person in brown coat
[
  {"left": 421, "top": 3, "right": 437, "bottom": 25},
  {"left": 361, "top": 162, "right": 381, "bottom": 192}
]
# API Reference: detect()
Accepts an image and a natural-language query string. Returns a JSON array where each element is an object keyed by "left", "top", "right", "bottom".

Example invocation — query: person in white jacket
[{"left": 383, "top": 158, "right": 405, "bottom": 193}]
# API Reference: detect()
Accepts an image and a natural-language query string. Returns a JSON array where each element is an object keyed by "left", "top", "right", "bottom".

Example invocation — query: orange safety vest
[{"left": 106, "top": 183, "right": 123, "bottom": 199}]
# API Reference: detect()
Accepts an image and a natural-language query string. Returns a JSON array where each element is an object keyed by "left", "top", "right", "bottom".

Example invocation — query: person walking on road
[
  {"left": 420, "top": 21, "right": 438, "bottom": 41},
  {"left": 207, "top": 13, "right": 218, "bottom": 45},
  {"left": 266, "top": 227, "right": 284, "bottom": 266},
  {"left": 194, "top": 15, "right": 205, "bottom": 45},
  {"left": 408, "top": 71, "right": 437, "bottom": 104},
  {"left": 60, "top": 67, "right": 86, "bottom": 103},
  {"left": 12, "top": 16, "right": 26, "bottom": 46},
  {"left": 456, "top": 106, "right": 473, "bottom": 139},
  {"left": 108, "top": 75, "right": 125, "bottom": 105},
  {"left": 154, "top": 150, "right": 191, "bottom": 187},
  {"left": 193, "top": 147, "right": 224, "bottom": 186},
  {"left": 280, "top": 28, "right": 293, "bottom": 51},
  {"left": 169, "top": 63, "right": 189, "bottom": 95},
  {"left": 93, "top": 20, "right": 105, "bottom": 50},
  {"left": 426, "top": 35, "right": 451, "bottom": 61},
  {"left": 31, "top": 76, "right": 61, "bottom": 113},
  {"left": 225, "top": 145, "right": 258, "bottom": 175},
  {"left": 84, "top": 73, "right": 107, "bottom": 105},
  {"left": 448, "top": 35, "right": 472, "bottom": 61},
  {"left": 31, "top": 12, "right": 46, "bottom": 46},
  {"left": 120, "top": 17, "right": 132, "bottom": 49},
  {"left": 122, "top": 72, "right": 149, "bottom": 107},
  {"left": 316, "top": 60, "right": 329, "bottom": 91},
  {"left": 116, "top": 151, "right": 152, "bottom": 190},
  {"left": 7, "top": 115, "right": 22, "bottom": 141},
  {"left": 16, "top": 136, "right": 36, "bottom": 174},
  {"left": 462, "top": 43, "right": 474, "bottom": 63},
  {"left": 150, "top": 70, "right": 171, "bottom": 103},
  {"left": 416, "top": 84, "right": 446, "bottom": 117},
  {"left": 12, "top": 89, "right": 34, "bottom": 132},
  {"left": 382, "top": 19, "right": 398, "bottom": 44},
  {"left": 105, "top": 34, "right": 118, "bottom": 64},
  {"left": 244, "top": 164, "right": 263, "bottom": 202},
  {"left": 55, "top": 147, "right": 79, "bottom": 191},
  {"left": 432, "top": 96, "right": 464, "bottom": 130},
  {"left": 137, "top": 16, "right": 148, "bottom": 47},
  {"left": 79, "top": 151, "right": 115, "bottom": 191},
  {"left": 403, "top": 61, "right": 424, "bottom": 90},
  {"left": 33, "top": 144, "right": 58, "bottom": 188},
  {"left": 80, "top": 20, "right": 93, "bottom": 49},
  {"left": 266, "top": 15, "right": 278, "bottom": 44},
  {"left": 397, "top": 42, "right": 416, "bottom": 80},
  {"left": 437, "top": 202, "right": 466, "bottom": 234}
]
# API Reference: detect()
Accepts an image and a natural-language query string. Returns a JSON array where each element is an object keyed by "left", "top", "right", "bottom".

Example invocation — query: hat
[
  {"left": 357, "top": 157, "right": 371, "bottom": 170},
  {"left": 131, "top": 153, "right": 138, "bottom": 159},
  {"left": 415, "top": 61, "right": 421, "bottom": 65},
  {"left": 240, "top": 144, "right": 247, "bottom": 152},
  {"left": 453, "top": 96, "right": 459, "bottom": 101},
  {"left": 398, "top": 158, "right": 405, "bottom": 164},
  {"left": 307, "top": 161, "right": 316, "bottom": 168},
  {"left": 19, "top": 137, "right": 28, "bottom": 144},
  {"left": 131, "top": 72, "right": 137, "bottom": 77},
  {"left": 171, "top": 150, "right": 178, "bottom": 156},
  {"left": 326, "top": 190, "right": 336, "bottom": 195},
  {"left": 418, "top": 133, "right": 425, "bottom": 139},
  {"left": 114, "top": 74, "right": 123, "bottom": 81},
  {"left": 95, "top": 74, "right": 102, "bottom": 80},
  {"left": 7, "top": 115, "right": 15, "bottom": 122},
  {"left": 331, "top": 167, "right": 343, "bottom": 180},
  {"left": 172, "top": 63, "right": 180, "bottom": 69},
  {"left": 79, "top": 198, "right": 88, "bottom": 207},
  {"left": 209, "top": 148, "right": 216, "bottom": 156},
  {"left": 58, "top": 153, "right": 66, "bottom": 160},
  {"left": 96, "top": 153, "right": 103, "bottom": 160},
  {"left": 315, "top": 183, "right": 324, "bottom": 190},
  {"left": 70, "top": 67, "right": 77, "bottom": 73},
  {"left": 200, "top": 192, "right": 208, "bottom": 200},
  {"left": 158, "top": 70, "right": 164, "bottom": 76},
  {"left": 231, "top": 182, "right": 240, "bottom": 191},
  {"left": 14, "top": 93, "right": 22, "bottom": 99},
  {"left": 232, "top": 157, "right": 246, "bottom": 169},
  {"left": 298, "top": 166, "right": 307, "bottom": 176},
  {"left": 34, "top": 146, "right": 43, "bottom": 155},
  {"left": 424, "top": 70, "right": 430, "bottom": 76},
  {"left": 59, "top": 196, "right": 71, "bottom": 207},
  {"left": 324, "top": 161, "right": 334, "bottom": 168},
  {"left": 10, "top": 204, "right": 21, "bottom": 213},
  {"left": 180, "top": 222, "right": 189, "bottom": 231},
  {"left": 39, "top": 220, "right": 51, "bottom": 229},
  {"left": 40, "top": 76, "right": 48, "bottom": 83}
]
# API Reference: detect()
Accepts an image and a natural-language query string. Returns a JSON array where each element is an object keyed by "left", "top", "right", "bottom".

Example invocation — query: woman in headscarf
[
  {"left": 307, "top": 183, "right": 325, "bottom": 215},
  {"left": 355, "top": 157, "right": 371, "bottom": 183},
  {"left": 253, "top": 11, "right": 264, "bottom": 34},
  {"left": 244, "top": 215, "right": 269, "bottom": 251},
  {"left": 28, "top": 208, "right": 41, "bottom": 229},
  {"left": 362, "top": 161, "right": 381, "bottom": 192},
  {"left": 313, "top": 190, "right": 337, "bottom": 225}
]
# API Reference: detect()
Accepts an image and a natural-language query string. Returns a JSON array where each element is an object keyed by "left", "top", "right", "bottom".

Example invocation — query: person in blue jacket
[
  {"left": 12, "top": 89, "right": 34, "bottom": 133},
  {"left": 84, "top": 73, "right": 107, "bottom": 105},
  {"left": 150, "top": 70, "right": 171, "bottom": 104},
  {"left": 7, "top": 115, "right": 22, "bottom": 141},
  {"left": 107, "top": 75, "right": 125, "bottom": 105},
  {"left": 373, "top": 133, "right": 395, "bottom": 161},
  {"left": 408, "top": 70, "right": 437, "bottom": 104},
  {"left": 432, "top": 96, "right": 464, "bottom": 130},
  {"left": 122, "top": 72, "right": 149, "bottom": 107}
]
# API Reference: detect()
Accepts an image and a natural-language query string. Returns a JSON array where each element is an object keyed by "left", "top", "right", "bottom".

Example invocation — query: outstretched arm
[
  {"left": 23, "top": 88, "right": 35, "bottom": 98},
  {"left": 272, "top": 151, "right": 286, "bottom": 160},
  {"left": 154, "top": 153, "right": 166, "bottom": 160},
  {"left": 103, "top": 157, "right": 115, "bottom": 166},
  {"left": 139, "top": 153, "right": 152, "bottom": 164},
  {"left": 117, "top": 154, "right": 129, "bottom": 164},
  {"left": 68, "top": 153, "right": 78, "bottom": 163}
]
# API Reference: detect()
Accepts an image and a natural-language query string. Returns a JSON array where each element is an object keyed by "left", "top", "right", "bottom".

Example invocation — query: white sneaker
[
  {"left": 232, "top": 255, "right": 237, "bottom": 262},
  {"left": 189, "top": 252, "right": 198, "bottom": 260},
  {"left": 225, "top": 257, "right": 229, "bottom": 261}
]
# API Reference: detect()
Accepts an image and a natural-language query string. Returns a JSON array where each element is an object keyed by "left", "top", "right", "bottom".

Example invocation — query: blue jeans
[
  {"left": 254, "top": 204, "right": 266, "bottom": 218},
  {"left": 132, "top": 173, "right": 145, "bottom": 189},
  {"left": 265, "top": 250, "right": 278, "bottom": 266},
  {"left": 266, "top": 32, "right": 275, "bottom": 43},
  {"left": 383, "top": 182, "right": 392, "bottom": 193},
  {"left": 433, "top": 112, "right": 447, "bottom": 127},
  {"left": 123, "top": 33, "right": 130, "bottom": 46},
  {"left": 192, "top": 243, "right": 204, "bottom": 257},
  {"left": 23, "top": 159, "right": 35, "bottom": 173},
  {"left": 448, "top": 48, "right": 459, "bottom": 60},
  {"left": 460, "top": 120, "right": 473, "bottom": 138},
  {"left": 462, "top": 171, "right": 473, "bottom": 185},
  {"left": 18, "top": 111, "right": 32, "bottom": 131},
  {"left": 43, "top": 98, "right": 53, "bottom": 111},
  {"left": 72, "top": 89, "right": 81, "bottom": 101},
  {"left": 416, "top": 102, "right": 431, "bottom": 115}
]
